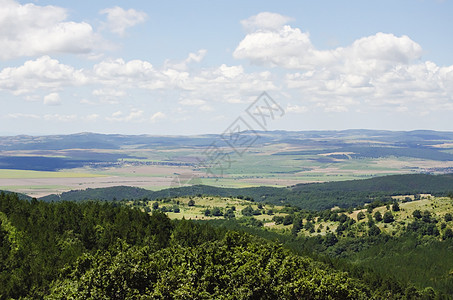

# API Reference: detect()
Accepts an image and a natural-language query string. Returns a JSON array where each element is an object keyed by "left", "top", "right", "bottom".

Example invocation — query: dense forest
[{"left": 0, "top": 192, "right": 416, "bottom": 299}]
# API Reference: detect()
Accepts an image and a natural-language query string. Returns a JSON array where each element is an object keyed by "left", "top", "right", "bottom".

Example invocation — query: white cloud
[
  {"left": 7, "top": 113, "right": 40, "bottom": 119},
  {"left": 286, "top": 103, "right": 307, "bottom": 113},
  {"left": 43, "top": 92, "right": 61, "bottom": 105},
  {"left": 179, "top": 99, "right": 206, "bottom": 106},
  {"left": 234, "top": 13, "right": 422, "bottom": 71},
  {"left": 92, "top": 88, "right": 125, "bottom": 104},
  {"left": 150, "top": 111, "right": 166, "bottom": 123},
  {"left": 43, "top": 114, "right": 77, "bottom": 122},
  {"left": 0, "top": 0, "right": 99, "bottom": 59},
  {"left": 166, "top": 49, "right": 207, "bottom": 71},
  {"left": 0, "top": 56, "right": 86, "bottom": 94},
  {"left": 233, "top": 13, "right": 453, "bottom": 115},
  {"left": 178, "top": 98, "right": 214, "bottom": 112},
  {"left": 100, "top": 6, "right": 147, "bottom": 36},
  {"left": 85, "top": 114, "right": 100, "bottom": 121},
  {"left": 240, "top": 12, "right": 293, "bottom": 32},
  {"left": 106, "top": 109, "right": 144, "bottom": 122}
]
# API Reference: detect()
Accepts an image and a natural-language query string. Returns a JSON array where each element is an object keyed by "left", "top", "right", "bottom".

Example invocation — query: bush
[
  {"left": 383, "top": 211, "right": 394, "bottom": 223},
  {"left": 443, "top": 228, "right": 453, "bottom": 240},
  {"left": 392, "top": 202, "right": 400, "bottom": 212},
  {"left": 241, "top": 206, "right": 254, "bottom": 217},
  {"left": 374, "top": 211, "right": 382, "bottom": 222},
  {"left": 357, "top": 211, "right": 365, "bottom": 221},
  {"left": 413, "top": 210, "right": 422, "bottom": 219},
  {"left": 212, "top": 207, "right": 223, "bottom": 217}
]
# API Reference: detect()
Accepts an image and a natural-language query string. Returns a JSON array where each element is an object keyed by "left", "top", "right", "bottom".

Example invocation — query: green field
[{"left": 0, "top": 169, "right": 105, "bottom": 179}]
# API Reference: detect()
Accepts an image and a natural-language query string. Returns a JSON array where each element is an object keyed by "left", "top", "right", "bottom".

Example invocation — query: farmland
[{"left": 2, "top": 130, "right": 453, "bottom": 197}]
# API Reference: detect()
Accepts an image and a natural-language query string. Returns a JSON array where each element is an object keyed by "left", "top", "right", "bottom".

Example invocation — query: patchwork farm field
[{"left": 2, "top": 130, "right": 453, "bottom": 197}]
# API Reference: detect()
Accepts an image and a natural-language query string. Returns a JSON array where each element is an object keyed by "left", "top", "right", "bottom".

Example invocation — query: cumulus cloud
[
  {"left": 0, "top": 56, "right": 87, "bottom": 94},
  {"left": 43, "top": 92, "right": 61, "bottom": 106},
  {"left": 166, "top": 49, "right": 208, "bottom": 70},
  {"left": 0, "top": 0, "right": 99, "bottom": 59},
  {"left": 106, "top": 109, "right": 144, "bottom": 122},
  {"left": 240, "top": 12, "right": 293, "bottom": 32},
  {"left": 233, "top": 12, "right": 453, "bottom": 115},
  {"left": 150, "top": 111, "right": 166, "bottom": 123},
  {"left": 100, "top": 6, "right": 147, "bottom": 36},
  {"left": 234, "top": 19, "right": 421, "bottom": 71}
]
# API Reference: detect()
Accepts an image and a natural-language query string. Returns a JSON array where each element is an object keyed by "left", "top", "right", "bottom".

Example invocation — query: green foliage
[
  {"left": 241, "top": 205, "right": 254, "bottom": 216},
  {"left": 383, "top": 211, "right": 395, "bottom": 223},
  {"left": 50, "top": 232, "right": 374, "bottom": 299},
  {"left": 392, "top": 202, "right": 400, "bottom": 212},
  {"left": 368, "top": 225, "right": 381, "bottom": 236},
  {"left": 374, "top": 211, "right": 383, "bottom": 222},
  {"left": 224, "top": 208, "right": 235, "bottom": 219},
  {"left": 413, "top": 210, "right": 422, "bottom": 219},
  {"left": 0, "top": 193, "right": 173, "bottom": 298},
  {"left": 443, "top": 228, "right": 453, "bottom": 240},
  {"left": 357, "top": 211, "right": 365, "bottom": 221},
  {"left": 211, "top": 207, "right": 223, "bottom": 217}
]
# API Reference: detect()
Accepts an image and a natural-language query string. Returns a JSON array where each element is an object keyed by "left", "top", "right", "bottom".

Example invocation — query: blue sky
[{"left": 1, "top": 0, "right": 452, "bottom": 135}]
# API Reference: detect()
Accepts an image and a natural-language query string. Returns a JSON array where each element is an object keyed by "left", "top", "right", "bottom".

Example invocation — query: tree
[
  {"left": 323, "top": 233, "right": 338, "bottom": 247},
  {"left": 224, "top": 209, "right": 235, "bottom": 219},
  {"left": 283, "top": 215, "right": 294, "bottom": 226},
  {"left": 291, "top": 216, "right": 302, "bottom": 235},
  {"left": 413, "top": 210, "right": 422, "bottom": 219},
  {"left": 374, "top": 211, "right": 382, "bottom": 222},
  {"left": 383, "top": 211, "right": 394, "bottom": 223},
  {"left": 152, "top": 202, "right": 159, "bottom": 210},
  {"left": 357, "top": 211, "right": 365, "bottom": 221},
  {"left": 188, "top": 199, "right": 195, "bottom": 206},
  {"left": 392, "top": 202, "right": 400, "bottom": 212},
  {"left": 443, "top": 228, "right": 453, "bottom": 240},
  {"left": 241, "top": 206, "right": 254, "bottom": 217},
  {"left": 444, "top": 213, "right": 452, "bottom": 222},
  {"left": 422, "top": 210, "right": 431, "bottom": 223},
  {"left": 369, "top": 225, "right": 381, "bottom": 236},
  {"left": 211, "top": 207, "right": 223, "bottom": 217}
]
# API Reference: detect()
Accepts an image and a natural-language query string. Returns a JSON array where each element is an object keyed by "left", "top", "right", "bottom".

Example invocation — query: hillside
[
  {"left": 0, "top": 192, "right": 398, "bottom": 299},
  {"left": 39, "top": 173, "right": 453, "bottom": 210}
]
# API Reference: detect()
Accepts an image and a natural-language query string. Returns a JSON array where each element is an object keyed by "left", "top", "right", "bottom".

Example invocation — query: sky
[{"left": 0, "top": 0, "right": 453, "bottom": 136}]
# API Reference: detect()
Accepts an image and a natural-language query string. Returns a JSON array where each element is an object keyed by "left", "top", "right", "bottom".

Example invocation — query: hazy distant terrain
[{"left": 1, "top": 130, "right": 453, "bottom": 197}]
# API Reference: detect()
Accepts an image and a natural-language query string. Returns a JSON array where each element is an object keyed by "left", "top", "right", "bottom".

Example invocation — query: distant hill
[
  {"left": 0, "top": 190, "right": 32, "bottom": 201},
  {"left": 2, "top": 129, "right": 453, "bottom": 151},
  {"left": 40, "top": 173, "right": 453, "bottom": 210}
]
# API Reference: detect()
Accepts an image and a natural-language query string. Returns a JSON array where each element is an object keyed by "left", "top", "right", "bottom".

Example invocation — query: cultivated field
[{"left": 2, "top": 130, "right": 453, "bottom": 197}]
